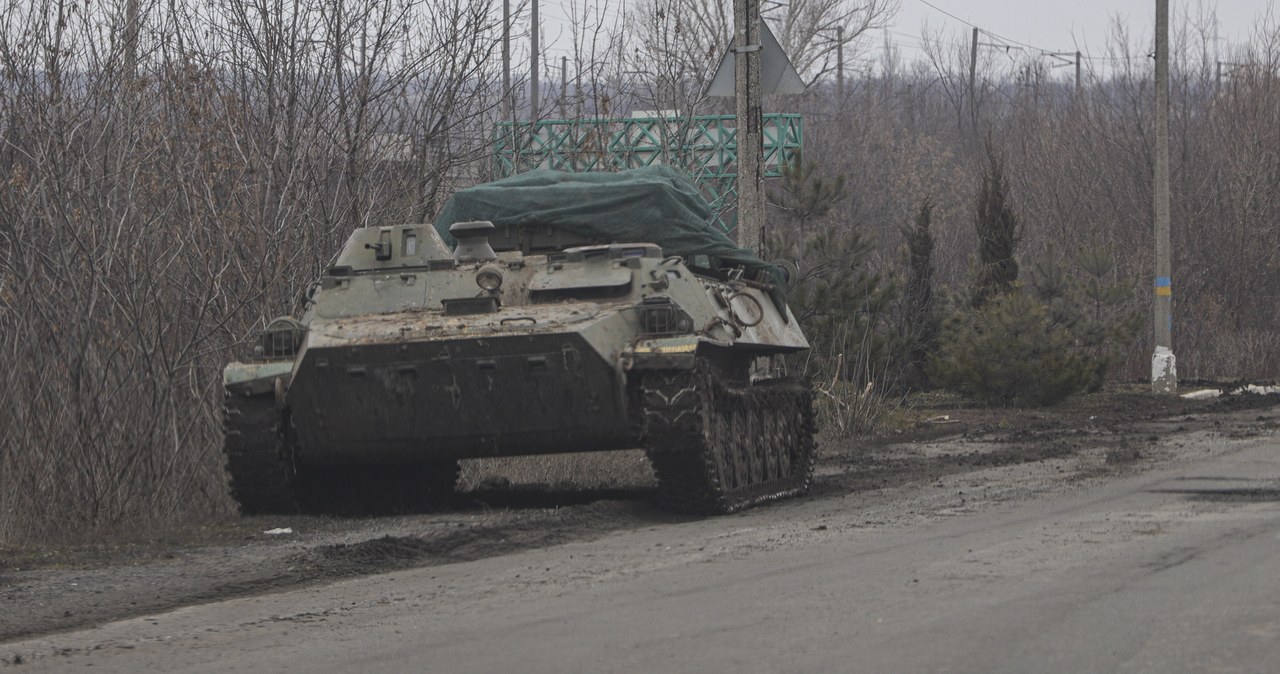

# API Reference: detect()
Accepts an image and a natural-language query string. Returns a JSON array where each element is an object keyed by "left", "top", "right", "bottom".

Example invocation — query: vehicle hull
[{"left": 288, "top": 329, "right": 633, "bottom": 464}]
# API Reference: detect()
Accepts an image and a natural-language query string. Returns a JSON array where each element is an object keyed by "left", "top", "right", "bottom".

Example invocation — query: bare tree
[
  {"left": 0, "top": 0, "right": 510, "bottom": 543},
  {"left": 765, "top": 0, "right": 899, "bottom": 84},
  {"left": 625, "top": 0, "right": 898, "bottom": 91}
]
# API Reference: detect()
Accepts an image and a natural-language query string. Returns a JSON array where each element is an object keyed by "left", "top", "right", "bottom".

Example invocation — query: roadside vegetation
[{"left": 1, "top": 0, "right": 1278, "bottom": 542}]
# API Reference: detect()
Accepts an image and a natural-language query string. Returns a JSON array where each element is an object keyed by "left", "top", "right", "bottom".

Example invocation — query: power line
[
  {"left": 885, "top": 30, "right": 932, "bottom": 49},
  {"left": 913, "top": 0, "right": 1133, "bottom": 63},
  {"left": 540, "top": 3, "right": 627, "bottom": 25},
  {"left": 916, "top": 0, "right": 1047, "bottom": 52}
]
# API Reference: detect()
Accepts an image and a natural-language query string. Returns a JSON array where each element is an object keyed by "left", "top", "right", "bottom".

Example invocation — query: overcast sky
[
  {"left": 890, "top": 0, "right": 1274, "bottom": 63},
  {"left": 539, "top": 0, "right": 1278, "bottom": 68}
]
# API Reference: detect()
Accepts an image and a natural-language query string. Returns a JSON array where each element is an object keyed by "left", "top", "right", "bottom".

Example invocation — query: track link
[
  {"left": 223, "top": 393, "right": 298, "bottom": 515},
  {"left": 642, "top": 362, "right": 816, "bottom": 514}
]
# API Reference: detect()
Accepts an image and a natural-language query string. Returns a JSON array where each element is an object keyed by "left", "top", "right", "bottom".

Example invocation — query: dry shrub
[{"left": 814, "top": 380, "right": 904, "bottom": 444}]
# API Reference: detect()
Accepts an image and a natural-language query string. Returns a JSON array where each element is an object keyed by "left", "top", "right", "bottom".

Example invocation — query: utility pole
[
  {"left": 124, "top": 0, "right": 139, "bottom": 79},
  {"left": 1213, "top": 14, "right": 1222, "bottom": 84},
  {"left": 560, "top": 55, "right": 568, "bottom": 119},
  {"left": 530, "top": 0, "right": 540, "bottom": 122},
  {"left": 502, "top": 0, "right": 511, "bottom": 120},
  {"left": 733, "top": 0, "right": 764, "bottom": 252},
  {"left": 968, "top": 27, "right": 979, "bottom": 130},
  {"left": 836, "top": 26, "right": 845, "bottom": 99},
  {"left": 1075, "top": 51, "right": 1081, "bottom": 93},
  {"left": 1153, "top": 0, "right": 1177, "bottom": 393}
]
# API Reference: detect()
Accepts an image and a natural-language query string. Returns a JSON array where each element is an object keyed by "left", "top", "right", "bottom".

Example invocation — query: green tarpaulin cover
[{"left": 433, "top": 166, "right": 785, "bottom": 303}]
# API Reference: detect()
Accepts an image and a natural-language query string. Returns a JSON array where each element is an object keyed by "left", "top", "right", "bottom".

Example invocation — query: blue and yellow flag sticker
[{"left": 1154, "top": 276, "right": 1172, "bottom": 297}]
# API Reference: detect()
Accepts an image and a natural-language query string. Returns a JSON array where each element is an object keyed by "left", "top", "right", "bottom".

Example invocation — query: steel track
[
  {"left": 223, "top": 393, "right": 299, "bottom": 515},
  {"left": 224, "top": 394, "right": 461, "bottom": 515},
  {"left": 642, "top": 362, "right": 816, "bottom": 514}
]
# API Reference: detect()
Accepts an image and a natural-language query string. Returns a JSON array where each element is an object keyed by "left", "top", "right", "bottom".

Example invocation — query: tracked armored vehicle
[{"left": 222, "top": 167, "right": 814, "bottom": 515}]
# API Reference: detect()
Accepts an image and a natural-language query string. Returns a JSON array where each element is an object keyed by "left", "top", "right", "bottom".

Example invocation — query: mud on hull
[{"left": 287, "top": 332, "right": 634, "bottom": 464}]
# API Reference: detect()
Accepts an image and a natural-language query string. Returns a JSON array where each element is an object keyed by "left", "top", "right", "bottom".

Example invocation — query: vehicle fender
[{"left": 223, "top": 361, "right": 294, "bottom": 398}]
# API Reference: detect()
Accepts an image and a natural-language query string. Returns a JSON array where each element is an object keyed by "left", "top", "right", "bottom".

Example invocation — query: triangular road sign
[{"left": 706, "top": 20, "right": 807, "bottom": 97}]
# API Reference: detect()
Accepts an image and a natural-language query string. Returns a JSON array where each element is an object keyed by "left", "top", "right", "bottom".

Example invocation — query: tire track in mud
[
  {"left": 3, "top": 395, "right": 1277, "bottom": 645},
  {"left": 0, "top": 493, "right": 665, "bottom": 644}
]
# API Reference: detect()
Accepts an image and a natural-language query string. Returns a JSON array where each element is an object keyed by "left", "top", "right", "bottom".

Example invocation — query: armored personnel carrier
[{"left": 222, "top": 167, "right": 814, "bottom": 515}]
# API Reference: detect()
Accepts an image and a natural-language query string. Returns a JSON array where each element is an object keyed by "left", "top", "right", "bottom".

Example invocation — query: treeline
[
  {"left": 1, "top": 0, "right": 1277, "bottom": 542},
  {"left": 788, "top": 23, "right": 1280, "bottom": 386}
]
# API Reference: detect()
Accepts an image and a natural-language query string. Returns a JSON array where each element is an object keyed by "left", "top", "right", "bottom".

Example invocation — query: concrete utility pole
[
  {"left": 733, "top": 0, "right": 764, "bottom": 252},
  {"left": 968, "top": 27, "right": 979, "bottom": 128},
  {"left": 125, "top": 0, "right": 140, "bottom": 79},
  {"left": 836, "top": 26, "right": 845, "bottom": 99},
  {"left": 502, "top": 0, "right": 511, "bottom": 120},
  {"left": 1152, "top": 0, "right": 1177, "bottom": 393},
  {"left": 560, "top": 55, "right": 568, "bottom": 118},
  {"left": 530, "top": 0, "right": 540, "bottom": 122}
]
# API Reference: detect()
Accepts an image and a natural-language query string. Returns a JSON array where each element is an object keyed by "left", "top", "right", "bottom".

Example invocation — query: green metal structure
[{"left": 492, "top": 114, "right": 803, "bottom": 232}]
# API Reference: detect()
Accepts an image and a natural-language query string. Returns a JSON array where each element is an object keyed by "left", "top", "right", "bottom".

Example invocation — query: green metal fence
[{"left": 492, "top": 114, "right": 802, "bottom": 232}]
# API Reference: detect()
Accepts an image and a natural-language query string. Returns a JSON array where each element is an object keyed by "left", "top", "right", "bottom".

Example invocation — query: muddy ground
[{"left": 1, "top": 385, "right": 1277, "bottom": 646}]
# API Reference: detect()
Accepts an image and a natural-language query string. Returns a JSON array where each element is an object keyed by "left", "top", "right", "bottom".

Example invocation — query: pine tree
[
  {"left": 928, "top": 291, "right": 1096, "bottom": 407},
  {"left": 766, "top": 149, "right": 848, "bottom": 242},
  {"left": 1028, "top": 245, "right": 1142, "bottom": 392},
  {"left": 766, "top": 154, "right": 896, "bottom": 386},
  {"left": 930, "top": 245, "right": 1141, "bottom": 406},
  {"left": 970, "top": 144, "right": 1020, "bottom": 308},
  {"left": 897, "top": 198, "right": 938, "bottom": 389}
]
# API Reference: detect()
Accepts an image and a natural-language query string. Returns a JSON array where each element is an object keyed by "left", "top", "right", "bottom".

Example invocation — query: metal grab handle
[
  {"left": 726, "top": 292, "right": 764, "bottom": 327},
  {"left": 500, "top": 316, "right": 537, "bottom": 326},
  {"left": 703, "top": 316, "right": 741, "bottom": 340}
]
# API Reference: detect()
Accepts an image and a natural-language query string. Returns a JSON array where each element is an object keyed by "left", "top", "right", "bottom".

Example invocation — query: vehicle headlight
[
  {"left": 638, "top": 295, "right": 693, "bottom": 335},
  {"left": 256, "top": 316, "right": 306, "bottom": 360},
  {"left": 476, "top": 264, "right": 505, "bottom": 292}
]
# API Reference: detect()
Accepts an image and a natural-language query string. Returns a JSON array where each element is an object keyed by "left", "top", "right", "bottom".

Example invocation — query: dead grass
[
  {"left": 0, "top": 517, "right": 274, "bottom": 572},
  {"left": 459, "top": 450, "right": 656, "bottom": 491}
]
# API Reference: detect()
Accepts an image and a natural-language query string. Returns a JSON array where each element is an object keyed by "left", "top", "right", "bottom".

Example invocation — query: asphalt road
[{"left": 6, "top": 431, "right": 1279, "bottom": 673}]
